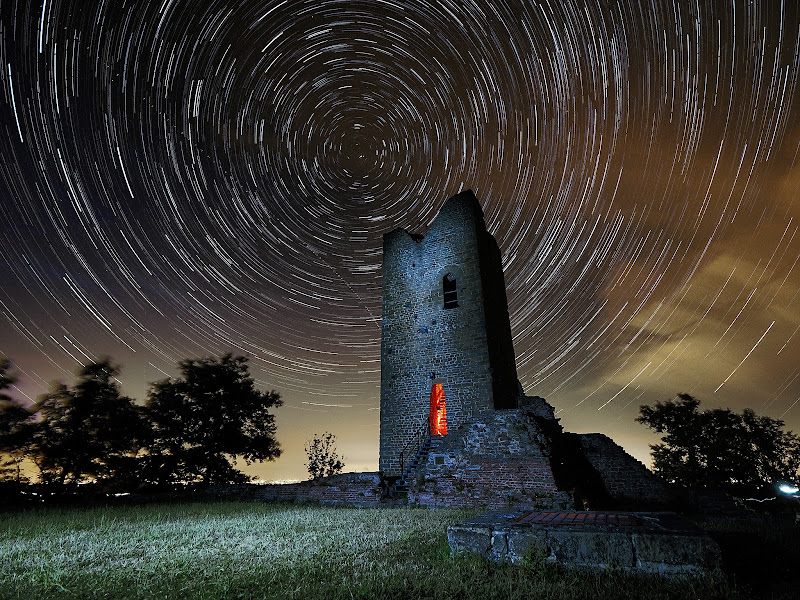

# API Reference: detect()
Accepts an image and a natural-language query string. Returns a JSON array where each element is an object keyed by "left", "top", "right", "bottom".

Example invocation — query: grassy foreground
[{"left": 0, "top": 501, "right": 738, "bottom": 599}]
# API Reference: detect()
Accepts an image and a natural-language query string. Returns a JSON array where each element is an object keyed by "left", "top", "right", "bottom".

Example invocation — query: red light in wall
[{"left": 430, "top": 383, "right": 447, "bottom": 436}]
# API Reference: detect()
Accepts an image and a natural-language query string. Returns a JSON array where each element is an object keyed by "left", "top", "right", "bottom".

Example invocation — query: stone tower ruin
[
  {"left": 378, "top": 190, "right": 677, "bottom": 511},
  {"left": 379, "top": 190, "right": 519, "bottom": 475}
]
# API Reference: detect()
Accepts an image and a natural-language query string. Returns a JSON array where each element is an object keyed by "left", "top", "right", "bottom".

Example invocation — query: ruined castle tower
[{"left": 379, "top": 190, "right": 519, "bottom": 475}]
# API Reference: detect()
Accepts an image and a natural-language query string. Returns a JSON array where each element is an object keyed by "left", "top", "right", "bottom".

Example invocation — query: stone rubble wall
[
  {"left": 577, "top": 433, "right": 672, "bottom": 505},
  {"left": 405, "top": 395, "right": 680, "bottom": 511},
  {"left": 438, "top": 402, "right": 557, "bottom": 459},
  {"left": 408, "top": 457, "right": 571, "bottom": 510},
  {"left": 198, "top": 394, "right": 679, "bottom": 512},
  {"left": 408, "top": 404, "right": 572, "bottom": 510}
]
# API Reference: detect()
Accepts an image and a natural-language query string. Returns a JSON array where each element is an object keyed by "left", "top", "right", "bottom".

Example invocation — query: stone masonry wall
[
  {"left": 477, "top": 229, "right": 518, "bottom": 409},
  {"left": 408, "top": 402, "right": 572, "bottom": 510},
  {"left": 380, "top": 190, "right": 519, "bottom": 475},
  {"left": 409, "top": 458, "right": 567, "bottom": 510},
  {"left": 578, "top": 433, "right": 672, "bottom": 505}
]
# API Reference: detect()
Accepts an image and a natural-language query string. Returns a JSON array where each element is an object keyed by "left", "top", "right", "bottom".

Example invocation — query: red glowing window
[{"left": 430, "top": 383, "right": 447, "bottom": 436}]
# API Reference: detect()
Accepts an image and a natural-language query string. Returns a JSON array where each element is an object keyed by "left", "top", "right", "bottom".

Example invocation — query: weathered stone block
[
  {"left": 489, "top": 531, "right": 508, "bottom": 561},
  {"left": 506, "top": 529, "right": 548, "bottom": 562},
  {"left": 447, "top": 525, "right": 492, "bottom": 556},
  {"left": 449, "top": 511, "right": 722, "bottom": 577},
  {"left": 547, "top": 531, "right": 634, "bottom": 568},
  {"left": 633, "top": 533, "right": 721, "bottom": 571}
]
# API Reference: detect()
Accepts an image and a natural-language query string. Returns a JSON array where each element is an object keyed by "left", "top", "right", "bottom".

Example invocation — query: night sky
[{"left": 2, "top": 0, "right": 800, "bottom": 482}]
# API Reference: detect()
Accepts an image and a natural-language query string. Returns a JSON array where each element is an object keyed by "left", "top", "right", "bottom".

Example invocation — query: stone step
[{"left": 393, "top": 433, "right": 447, "bottom": 494}]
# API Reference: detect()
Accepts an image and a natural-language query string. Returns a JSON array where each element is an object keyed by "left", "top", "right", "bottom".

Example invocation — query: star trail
[{"left": 2, "top": 0, "right": 800, "bottom": 481}]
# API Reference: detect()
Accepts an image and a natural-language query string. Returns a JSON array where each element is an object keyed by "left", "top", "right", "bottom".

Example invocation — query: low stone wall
[
  {"left": 448, "top": 510, "right": 722, "bottom": 576},
  {"left": 409, "top": 457, "right": 571, "bottom": 509},
  {"left": 201, "top": 472, "right": 384, "bottom": 507}
]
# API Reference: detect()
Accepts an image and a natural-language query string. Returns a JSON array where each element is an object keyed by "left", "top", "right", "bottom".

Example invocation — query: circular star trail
[{"left": 2, "top": 0, "right": 800, "bottom": 478}]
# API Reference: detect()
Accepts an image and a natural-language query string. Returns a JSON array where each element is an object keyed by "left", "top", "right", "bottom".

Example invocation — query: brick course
[{"left": 408, "top": 399, "right": 572, "bottom": 510}]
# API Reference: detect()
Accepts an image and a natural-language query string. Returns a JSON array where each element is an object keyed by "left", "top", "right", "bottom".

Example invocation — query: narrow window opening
[
  {"left": 443, "top": 273, "right": 459, "bottom": 309},
  {"left": 430, "top": 383, "right": 447, "bottom": 436}
]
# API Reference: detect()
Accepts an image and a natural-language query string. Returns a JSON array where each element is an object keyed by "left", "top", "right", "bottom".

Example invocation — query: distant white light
[{"left": 778, "top": 484, "right": 799, "bottom": 495}]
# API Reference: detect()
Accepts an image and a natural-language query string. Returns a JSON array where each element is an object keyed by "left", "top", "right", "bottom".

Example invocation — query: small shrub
[{"left": 304, "top": 432, "right": 345, "bottom": 480}]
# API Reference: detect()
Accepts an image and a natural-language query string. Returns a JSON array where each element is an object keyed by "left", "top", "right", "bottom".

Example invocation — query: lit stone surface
[
  {"left": 448, "top": 511, "right": 722, "bottom": 576},
  {"left": 380, "top": 190, "right": 518, "bottom": 475}
]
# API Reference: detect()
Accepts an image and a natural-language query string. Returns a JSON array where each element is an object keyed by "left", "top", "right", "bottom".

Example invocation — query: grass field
[{"left": 0, "top": 500, "right": 780, "bottom": 599}]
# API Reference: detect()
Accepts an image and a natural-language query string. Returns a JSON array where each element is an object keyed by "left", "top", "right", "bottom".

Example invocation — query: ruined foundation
[{"left": 448, "top": 510, "right": 722, "bottom": 576}]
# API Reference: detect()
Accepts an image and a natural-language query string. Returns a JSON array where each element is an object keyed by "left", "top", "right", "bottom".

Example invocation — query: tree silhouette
[
  {"left": 0, "top": 357, "right": 17, "bottom": 402},
  {"left": 30, "top": 359, "right": 145, "bottom": 488},
  {"left": 145, "top": 354, "right": 282, "bottom": 485},
  {"left": 0, "top": 358, "right": 32, "bottom": 484},
  {"left": 305, "top": 432, "right": 345, "bottom": 480},
  {"left": 638, "top": 393, "right": 800, "bottom": 496}
]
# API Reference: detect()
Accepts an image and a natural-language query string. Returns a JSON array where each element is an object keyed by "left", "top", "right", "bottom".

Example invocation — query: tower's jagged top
[{"left": 384, "top": 189, "right": 483, "bottom": 243}]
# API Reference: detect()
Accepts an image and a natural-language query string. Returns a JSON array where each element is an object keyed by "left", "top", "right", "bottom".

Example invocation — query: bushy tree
[
  {"left": 29, "top": 359, "right": 146, "bottom": 487},
  {"left": 638, "top": 393, "right": 800, "bottom": 497},
  {"left": 305, "top": 432, "right": 344, "bottom": 480},
  {"left": 145, "top": 353, "right": 281, "bottom": 485},
  {"left": 0, "top": 358, "right": 33, "bottom": 484}
]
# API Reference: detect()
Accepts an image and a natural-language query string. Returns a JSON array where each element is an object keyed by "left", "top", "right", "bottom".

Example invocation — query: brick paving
[{"left": 512, "top": 511, "right": 641, "bottom": 526}]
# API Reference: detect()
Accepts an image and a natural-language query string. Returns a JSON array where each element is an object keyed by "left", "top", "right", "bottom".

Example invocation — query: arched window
[{"left": 443, "top": 273, "right": 458, "bottom": 309}]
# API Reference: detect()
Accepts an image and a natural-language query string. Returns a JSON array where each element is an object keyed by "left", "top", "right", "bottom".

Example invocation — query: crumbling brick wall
[
  {"left": 577, "top": 433, "right": 671, "bottom": 505},
  {"left": 407, "top": 397, "right": 677, "bottom": 510},
  {"left": 409, "top": 457, "right": 569, "bottom": 509},
  {"left": 409, "top": 405, "right": 572, "bottom": 510}
]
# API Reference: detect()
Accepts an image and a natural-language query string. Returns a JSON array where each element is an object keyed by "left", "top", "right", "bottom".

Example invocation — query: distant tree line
[{"left": 0, "top": 354, "right": 281, "bottom": 494}]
